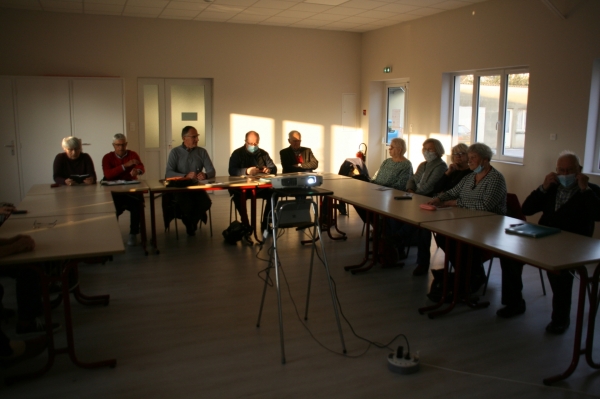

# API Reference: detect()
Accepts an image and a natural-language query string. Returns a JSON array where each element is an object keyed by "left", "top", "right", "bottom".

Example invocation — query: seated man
[
  {"left": 0, "top": 235, "right": 48, "bottom": 367},
  {"left": 102, "top": 133, "right": 146, "bottom": 246},
  {"left": 165, "top": 126, "right": 215, "bottom": 236},
  {"left": 279, "top": 130, "right": 318, "bottom": 173},
  {"left": 498, "top": 151, "right": 600, "bottom": 335},
  {"left": 53, "top": 136, "right": 96, "bottom": 186},
  {"left": 228, "top": 131, "right": 277, "bottom": 236}
]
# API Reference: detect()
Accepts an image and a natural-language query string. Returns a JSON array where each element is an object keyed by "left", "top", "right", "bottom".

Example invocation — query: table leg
[
  {"left": 543, "top": 264, "right": 600, "bottom": 385},
  {"left": 138, "top": 193, "right": 148, "bottom": 255},
  {"left": 149, "top": 191, "right": 159, "bottom": 254}
]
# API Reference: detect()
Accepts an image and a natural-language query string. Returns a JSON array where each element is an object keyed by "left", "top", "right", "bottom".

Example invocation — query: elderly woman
[
  {"left": 396, "top": 138, "right": 448, "bottom": 276},
  {"left": 53, "top": 136, "right": 97, "bottom": 186},
  {"left": 433, "top": 143, "right": 471, "bottom": 195},
  {"left": 427, "top": 143, "right": 507, "bottom": 295},
  {"left": 354, "top": 138, "right": 413, "bottom": 224}
]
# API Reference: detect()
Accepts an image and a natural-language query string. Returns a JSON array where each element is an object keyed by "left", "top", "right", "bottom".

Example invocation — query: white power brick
[{"left": 387, "top": 352, "right": 420, "bottom": 374}]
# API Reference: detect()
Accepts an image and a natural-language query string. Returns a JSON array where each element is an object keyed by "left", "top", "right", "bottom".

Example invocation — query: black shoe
[
  {"left": 337, "top": 203, "right": 347, "bottom": 215},
  {"left": 545, "top": 320, "right": 569, "bottom": 334},
  {"left": 496, "top": 302, "right": 526, "bottom": 318},
  {"left": 412, "top": 264, "right": 429, "bottom": 276}
]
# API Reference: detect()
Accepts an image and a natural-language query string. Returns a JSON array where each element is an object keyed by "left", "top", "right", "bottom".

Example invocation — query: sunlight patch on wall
[
  {"left": 330, "top": 125, "right": 364, "bottom": 174},
  {"left": 230, "top": 114, "right": 275, "bottom": 156},
  {"left": 282, "top": 121, "right": 324, "bottom": 172},
  {"left": 407, "top": 133, "right": 426, "bottom": 164}
]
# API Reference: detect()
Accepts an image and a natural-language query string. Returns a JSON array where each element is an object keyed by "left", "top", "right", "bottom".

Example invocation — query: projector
[{"left": 270, "top": 174, "right": 323, "bottom": 189}]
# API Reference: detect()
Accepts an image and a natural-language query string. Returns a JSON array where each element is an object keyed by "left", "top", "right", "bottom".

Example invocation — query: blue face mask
[
  {"left": 557, "top": 174, "right": 576, "bottom": 187},
  {"left": 246, "top": 145, "right": 257, "bottom": 153},
  {"left": 473, "top": 164, "right": 483, "bottom": 174}
]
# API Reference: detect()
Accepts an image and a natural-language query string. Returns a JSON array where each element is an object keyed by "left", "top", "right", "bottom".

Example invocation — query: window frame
[{"left": 450, "top": 67, "right": 529, "bottom": 163}]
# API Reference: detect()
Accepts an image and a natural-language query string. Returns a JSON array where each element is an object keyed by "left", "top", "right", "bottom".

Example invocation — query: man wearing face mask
[
  {"left": 228, "top": 131, "right": 277, "bottom": 236},
  {"left": 498, "top": 151, "right": 600, "bottom": 334}
]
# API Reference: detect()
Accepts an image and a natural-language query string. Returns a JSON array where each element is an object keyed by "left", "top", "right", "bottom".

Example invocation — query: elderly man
[
  {"left": 497, "top": 151, "right": 600, "bottom": 335},
  {"left": 102, "top": 133, "right": 146, "bottom": 246},
  {"left": 228, "top": 131, "right": 277, "bottom": 236},
  {"left": 279, "top": 130, "right": 318, "bottom": 174},
  {"left": 165, "top": 126, "right": 215, "bottom": 236},
  {"left": 53, "top": 136, "right": 96, "bottom": 185}
]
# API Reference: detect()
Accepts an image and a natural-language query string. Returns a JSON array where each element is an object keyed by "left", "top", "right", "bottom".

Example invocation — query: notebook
[
  {"left": 505, "top": 223, "right": 561, "bottom": 238},
  {"left": 101, "top": 180, "right": 141, "bottom": 186}
]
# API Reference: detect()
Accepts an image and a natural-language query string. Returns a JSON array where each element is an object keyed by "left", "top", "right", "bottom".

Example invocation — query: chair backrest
[{"left": 506, "top": 193, "right": 526, "bottom": 221}]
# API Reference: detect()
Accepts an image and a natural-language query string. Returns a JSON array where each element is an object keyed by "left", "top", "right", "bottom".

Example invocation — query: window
[
  {"left": 451, "top": 69, "right": 529, "bottom": 162},
  {"left": 586, "top": 59, "right": 600, "bottom": 174},
  {"left": 385, "top": 84, "right": 407, "bottom": 145}
]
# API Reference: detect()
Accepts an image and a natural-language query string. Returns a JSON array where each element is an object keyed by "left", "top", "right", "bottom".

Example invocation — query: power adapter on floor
[{"left": 387, "top": 346, "right": 420, "bottom": 374}]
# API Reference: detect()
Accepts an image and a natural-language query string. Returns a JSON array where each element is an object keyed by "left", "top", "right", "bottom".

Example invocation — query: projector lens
[{"left": 307, "top": 177, "right": 316, "bottom": 184}]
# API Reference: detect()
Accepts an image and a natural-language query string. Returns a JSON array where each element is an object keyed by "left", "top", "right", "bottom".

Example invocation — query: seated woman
[
  {"left": 396, "top": 138, "right": 448, "bottom": 276},
  {"left": 354, "top": 137, "right": 413, "bottom": 224},
  {"left": 53, "top": 136, "right": 97, "bottom": 186},
  {"left": 427, "top": 143, "right": 507, "bottom": 294},
  {"left": 433, "top": 143, "right": 471, "bottom": 195}
]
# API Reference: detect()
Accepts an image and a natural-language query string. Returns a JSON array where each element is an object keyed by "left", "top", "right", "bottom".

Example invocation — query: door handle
[
  {"left": 4, "top": 140, "right": 14, "bottom": 155},
  {"left": 82, "top": 143, "right": 91, "bottom": 146}
]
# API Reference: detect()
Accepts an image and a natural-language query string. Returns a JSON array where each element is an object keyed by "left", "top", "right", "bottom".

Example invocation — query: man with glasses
[
  {"left": 165, "top": 126, "right": 215, "bottom": 236},
  {"left": 228, "top": 131, "right": 277, "bottom": 238},
  {"left": 279, "top": 130, "right": 318, "bottom": 174},
  {"left": 102, "top": 133, "right": 146, "bottom": 245}
]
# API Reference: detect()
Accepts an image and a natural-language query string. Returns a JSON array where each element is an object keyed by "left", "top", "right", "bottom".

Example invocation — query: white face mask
[{"left": 422, "top": 150, "right": 437, "bottom": 163}]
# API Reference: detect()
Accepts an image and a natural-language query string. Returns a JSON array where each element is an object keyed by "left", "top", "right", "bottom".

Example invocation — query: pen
[{"left": 509, "top": 223, "right": 525, "bottom": 227}]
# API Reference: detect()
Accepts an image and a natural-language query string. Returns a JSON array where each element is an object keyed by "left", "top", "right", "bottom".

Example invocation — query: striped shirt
[{"left": 436, "top": 167, "right": 507, "bottom": 215}]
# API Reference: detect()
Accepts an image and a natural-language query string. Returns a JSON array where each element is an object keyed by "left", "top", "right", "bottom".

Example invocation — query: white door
[
  {"left": 382, "top": 82, "right": 408, "bottom": 161},
  {"left": 0, "top": 78, "right": 22, "bottom": 204},
  {"left": 138, "top": 78, "right": 212, "bottom": 180}
]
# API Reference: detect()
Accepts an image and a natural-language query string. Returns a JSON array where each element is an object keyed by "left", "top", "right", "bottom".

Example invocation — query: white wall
[
  {"left": 0, "top": 9, "right": 361, "bottom": 176},
  {"left": 360, "top": 0, "right": 600, "bottom": 212}
]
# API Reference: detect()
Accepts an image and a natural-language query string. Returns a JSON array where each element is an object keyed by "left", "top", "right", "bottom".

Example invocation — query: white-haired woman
[{"left": 53, "top": 136, "right": 96, "bottom": 185}]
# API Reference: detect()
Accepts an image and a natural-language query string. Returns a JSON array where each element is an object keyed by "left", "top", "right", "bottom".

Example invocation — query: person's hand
[
  {"left": 130, "top": 169, "right": 139, "bottom": 178},
  {"left": 83, "top": 177, "right": 94, "bottom": 185},
  {"left": 246, "top": 167, "right": 258, "bottom": 175},
  {"left": 446, "top": 163, "right": 458, "bottom": 175},
  {"left": 542, "top": 172, "right": 558, "bottom": 191},
  {"left": 576, "top": 172, "right": 589, "bottom": 191},
  {"left": 196, "top": 172, "right": 207, "bottom": 180},
  {"left": 65, "top": 178, "right": 76, "bottom": 186},
  {"left": 15, "top": 235, "right": 35, "bottom": 253},
  {"left": 0, "top": 206, "right": 15, "bottom": 216},
  {"left": 260, "top": 167, "right": 270, "bottom": 174},
  {"left": 407, "top": 189, "right": 415, "bottom": 194},
  {"left": 427, "top": 198, "right": 442, "bottom": 206},
  {"left": 185, "top": 171, "right": 196, "bottom": 179},
  {"left": 124, "top": 159, "right": 139, "bottom": 168}
]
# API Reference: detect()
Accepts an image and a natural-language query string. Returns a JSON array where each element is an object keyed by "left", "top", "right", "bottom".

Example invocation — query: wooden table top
[
  {"left": 421, "top": 215, "right": 600, "bottom": 271},
  {"left": 0, "top": 213, "right": 125, "bottom": 265},
  {"left": 320, "top": 178, "right": 493, "bottom": 225}
]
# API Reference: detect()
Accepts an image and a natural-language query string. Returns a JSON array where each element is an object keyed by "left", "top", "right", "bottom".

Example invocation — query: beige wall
[
  {"left": 361, "top": 0, "right": 600, "bottom": 209},
  {"left": 0, "top": 9, "right": 361, "bottom": 175}
]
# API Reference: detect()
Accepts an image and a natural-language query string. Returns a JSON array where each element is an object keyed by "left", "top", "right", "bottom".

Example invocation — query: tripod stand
[{"left": 256, "top": 187, "right": 347, "bottom": 363}]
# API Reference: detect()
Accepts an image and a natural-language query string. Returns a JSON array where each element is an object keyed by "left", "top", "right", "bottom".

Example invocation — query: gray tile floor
[{"left": 1, "top": 191, "right": 599, "bottom": 398}]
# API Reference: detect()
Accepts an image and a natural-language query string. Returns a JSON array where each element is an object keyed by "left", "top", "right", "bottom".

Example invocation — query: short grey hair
[
  {"left": 468, "top": 143, "right": 493, "bottom": 161},
  {"left": 423, "top": 138, "right": 445, "bottom": 157},
  {"left": 452, "top": 143, "right": 469, "bottom": 155},
  {"left": 390, "top": 138, "right": 406, "bottom": 154},
  {"left": 558, "top": 150, "right": 581, "bottom": 167},
  {"left": 113, "top": 133, "right": 126, "bottom": 143},
  {"left": 288, "top": 130, "right": 301, "bottom": 140},
  {"left": 62, "top": 136, "right": 81, "bottom": 150}
]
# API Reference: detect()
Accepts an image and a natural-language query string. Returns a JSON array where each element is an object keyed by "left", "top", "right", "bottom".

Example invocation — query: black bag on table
[{"left": 222, "top": 221, "right": 252, "bottom": 245}]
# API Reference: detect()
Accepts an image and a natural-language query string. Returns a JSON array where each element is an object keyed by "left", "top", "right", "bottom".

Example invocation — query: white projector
[{"left": 270, "top": 174, "right": 323, "bottom": 189}]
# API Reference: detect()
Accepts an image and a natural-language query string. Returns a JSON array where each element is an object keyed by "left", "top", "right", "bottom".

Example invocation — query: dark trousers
[
  {"left": 499, "top": 258, "right": 525, "bottom": 306},
  {"left": 547, "top": 270, "right": 573, "bottom": 323},
  {"left": 111, "top": 192, "right": 143, "bottom": 235},
  {"left": 434, "top": 235, "right": 486, "bottom": 281},
  {"left": 0, "top": 268, "right": 42, "bottom": 322},
  {"left": 173, "top": 191, "right": 212, "bottom": 233},
  {"left": 229, "top": 188, "right": 274, "bottom": 231},
  {"left": 388, "top": 221, "right": 433, "bottom": 266}
]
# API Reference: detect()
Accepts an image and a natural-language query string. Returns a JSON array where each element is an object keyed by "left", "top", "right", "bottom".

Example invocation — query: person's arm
[
  {"left": 437, "top": 175, "right": 466, "bottom": 203},
  {"left": 457, "top": 171, "right": 506, "bottom": 213},
  {"left": 301, "top": 148, "right": 318, "bottom": 170},
  {"left": 82, "top": 154, "right": 96, "bottom": 184},
  {"left": 521, "top": 176, "right": 551, "bottom": 216},
  {"left": 406, "top": 162, "right": 424, "bottom": 192},
  {"left": 416, "top": 161, "right": 447, "bottom": 196},
  {"left": 129, "top": 152, "right": 145, "bottom": 178},
  {"left": 261, "top": 151, "right": 277, "bottom": 174},
  {"left": 228, "top": 149, "right": 248, "bottom": 176},
  {"left": 53, "top": 154, "right": 67, "bottom": 185},
  {"left": 102, "top": 153, "right": 124, "bottom": 180},
  {"left": 393, "top": 161, "right": 413, "bottom": 191},
  {"left": 0, "top": 235, "right": 35, "bottom": 258},
  {"left": 280, "top": 148, "right": 295, "bottom": 173},
  {"left": 200, "top": 149, "right": 216, "bottom": 179},
  {"left": 165, "top": 148, "right": 185, "bottom": 178},
  {"left": 583, "top": 183, "right": 600, "bottom": 221}
]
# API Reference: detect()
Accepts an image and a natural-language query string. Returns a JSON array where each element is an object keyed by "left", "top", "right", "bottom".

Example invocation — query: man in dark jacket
[
  {"left": 497, "top": 151, "right": 600, "bottom": 334},
  {"left": 279, "top": 131, "right": 318, "bottom": 174},
  {"left": 228, "top": 131, "right": 277, "bottom": 236}
]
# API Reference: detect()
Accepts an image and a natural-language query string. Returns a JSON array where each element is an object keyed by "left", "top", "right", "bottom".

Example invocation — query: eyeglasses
[
  {"left": 113, "top": 143, "right": 127, "bottom": 147},
  {"left": 185, "top": 135, "right": 199, "bottom": 139}
]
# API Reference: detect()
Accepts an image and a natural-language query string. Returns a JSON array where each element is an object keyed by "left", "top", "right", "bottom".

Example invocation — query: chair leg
[
  {"left": 361, "top": 222, "right": 366, "bottom": 237},
  {"left": 539, "top": 268, "right": 546, "bottom": 295},
  {"left": 208, "top": 208, "right": 213, "bottom": 237},
  {"left": 173, "top": 209, "right": 179, "bottom": 240},
  {"left": 482, "top": 257, "right": 494, "bottom": 296}
]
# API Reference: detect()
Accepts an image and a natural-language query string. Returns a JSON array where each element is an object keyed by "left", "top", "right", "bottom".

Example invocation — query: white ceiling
[{"left": 0, "top": 0, "right": 489, "bottom": 33}]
